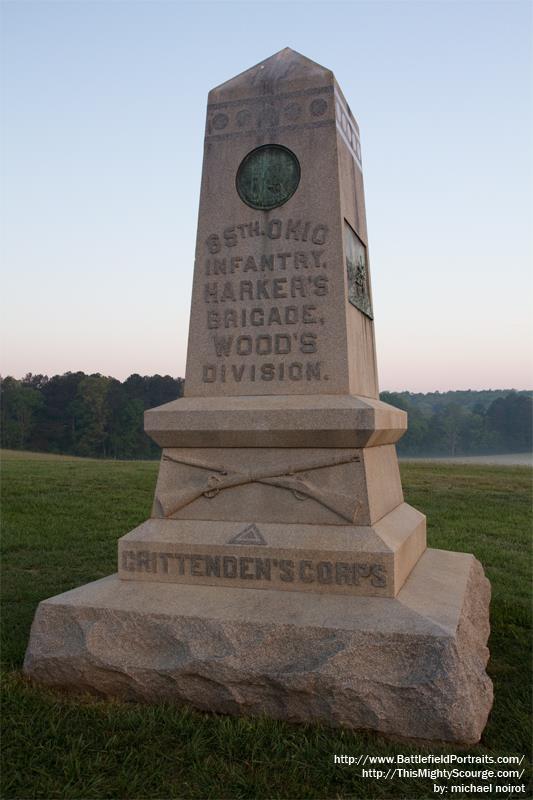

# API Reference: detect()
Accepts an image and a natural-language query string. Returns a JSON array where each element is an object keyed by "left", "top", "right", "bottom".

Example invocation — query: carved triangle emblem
[{"left": 227, "top": 524, "right": 267, "bottom": 546}]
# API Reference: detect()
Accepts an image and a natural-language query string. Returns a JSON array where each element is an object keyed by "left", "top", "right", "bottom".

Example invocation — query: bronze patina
[
  {"left": 236, "top": 144, "right": 300, "bottom": 210},
  {"left": 345, "top": 221, "right": 373, "bottom": 319}
]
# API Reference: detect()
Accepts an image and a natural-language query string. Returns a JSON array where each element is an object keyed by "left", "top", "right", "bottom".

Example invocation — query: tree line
[
  {"left": 1, "top": 373, "right": 184, "bottom": 459},
  {"left": 1, "top": 372, "right": 531, "bottom": 459},
  {"left": 381, "top": 389, "right": 532, "bottom": 456}
]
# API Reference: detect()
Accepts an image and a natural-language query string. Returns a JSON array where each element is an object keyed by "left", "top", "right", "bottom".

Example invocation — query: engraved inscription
[
  {"left": 201, "top": 362, "right": 324, "bottom": 384},
  {"left": 205, "top": 218, "right": 328, "bottom": 251},
  {"left": 201, "top": 216, "right": 331, "bottom": 388},
  {"left": 122, "top": 549, "right": 388, "bottom": 588}
]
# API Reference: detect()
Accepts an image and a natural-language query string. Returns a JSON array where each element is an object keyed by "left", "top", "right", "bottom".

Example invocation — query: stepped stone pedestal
[{"left": 24, "top": 48, "right": 493, "bottom": 744}]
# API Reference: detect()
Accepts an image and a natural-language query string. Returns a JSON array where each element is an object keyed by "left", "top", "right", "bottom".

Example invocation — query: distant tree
[
  {"left": 458, "top": 408, "right": 485, "bottom": 453},
  {"left": 423, "top": 407, "right": 447, "bottom": 455},
  {"left": 118, "top": 373, "right": 184, "bottom": 458},
  {"left": 380, "top": 391, "right": 409, "bottom": 412},
  {"left": 70, "top": 374, "right": 113, "bottom": 457},
  {"left": 381, "top": 392, "right": 430, "bottom": 455},
  {"left": 0, "top": 377, "right": 43, "bottom": 449},
  {"left": 22, "top": 373, "right": 49, "bottom": 391},
  {"left": 108, "top": 397, "right": 145, "bottom": 459},
  {"left": 145, "top": 374, "right": 184, "bottom": 408},
  {"left": 440, "top": 403, "right": 467, "bottom": 456},
  {"left": 33, "top": 372, "right": 86, "bottom": 453},
  {"left": 403, "top": 408, "right": 429, "bottom": 454},
  {"left": 486, "top": 392, "right": 532, "bottom": 452}
]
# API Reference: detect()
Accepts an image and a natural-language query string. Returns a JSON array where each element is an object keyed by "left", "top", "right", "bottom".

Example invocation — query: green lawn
[{"left": 1, "top": 451, "right": 531, "bottom": 799}]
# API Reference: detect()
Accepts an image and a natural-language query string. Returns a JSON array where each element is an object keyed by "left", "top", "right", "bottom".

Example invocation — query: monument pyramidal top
[{"left": 210, "top": 47, "right": 336, "bottom": 99}]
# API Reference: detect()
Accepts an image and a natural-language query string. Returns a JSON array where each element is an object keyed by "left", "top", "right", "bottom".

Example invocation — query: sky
[{"left": 1, "top": 0, "right": 532, "bottom": 392}]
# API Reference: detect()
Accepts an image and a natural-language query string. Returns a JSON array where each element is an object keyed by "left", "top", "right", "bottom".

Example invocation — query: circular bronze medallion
[{"left": 236, "top": 144, "right": 300, "bottom": 210}]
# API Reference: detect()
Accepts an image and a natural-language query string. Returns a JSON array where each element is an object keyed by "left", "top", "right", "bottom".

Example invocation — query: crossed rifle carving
[{"left": 157, "top": 451, "right": 361, "bottom": 523}]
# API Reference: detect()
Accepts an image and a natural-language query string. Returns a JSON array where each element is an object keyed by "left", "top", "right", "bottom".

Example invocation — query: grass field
[{"left": 1, "top": 450, "right": 531, "bottom": 799}]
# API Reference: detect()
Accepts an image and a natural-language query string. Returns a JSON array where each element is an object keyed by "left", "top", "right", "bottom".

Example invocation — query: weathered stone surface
[
  {"left": 184, "top": 48, "right": 377, "bottom": 399},
  {"left": 24, "top": 549, "right": 492, "bottom": 744},
  {"left": 144, "top": 394, "right": 407, "bottom": 449},
  {"left": 151, "top": 444, "right": 403, "bottom": 526},
  {"left": 22, "top": 48, "right": 494, "bottom": 747},
  {"left": 118, "top": 502, "right": 426, "bottom": 597}
]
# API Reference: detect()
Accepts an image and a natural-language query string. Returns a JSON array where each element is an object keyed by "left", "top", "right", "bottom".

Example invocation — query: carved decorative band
[
  {"left": 207, "top": 84, "right": 334, "bottom": 112},
  {"left": 205, "top": 86, "right": 336, "bottom": 140},
  {"left": 158, "top": 451, "right": 361, "bottom": 523},
  {"left": 334, "top": 90, "right": 362, "bottom": 171},
  {"left": 205, "top": 119, "right": 335, "bottom": 143}
]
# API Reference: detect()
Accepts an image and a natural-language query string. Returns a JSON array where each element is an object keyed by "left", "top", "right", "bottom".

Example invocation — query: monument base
[
  {"left": 23, "top": 548, "right": 492, "bottom": 745},
  {"left": 118, "top": 504, "right": 426, "bottom": 597}
]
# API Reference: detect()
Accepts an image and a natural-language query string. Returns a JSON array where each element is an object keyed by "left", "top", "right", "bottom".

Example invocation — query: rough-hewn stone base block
[{"left": 23, "top": 548, "right": 492, "bottom": 744}]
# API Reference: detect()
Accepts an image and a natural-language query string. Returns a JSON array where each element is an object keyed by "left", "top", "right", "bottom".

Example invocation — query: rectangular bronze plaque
[{"left": 344, "top": 221, "right": 373, "bottom": 319}]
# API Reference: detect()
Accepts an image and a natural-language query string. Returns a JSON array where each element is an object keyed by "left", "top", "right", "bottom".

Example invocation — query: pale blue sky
[{"left": 1, "top": 0, "right": 531, "bottom": 391}]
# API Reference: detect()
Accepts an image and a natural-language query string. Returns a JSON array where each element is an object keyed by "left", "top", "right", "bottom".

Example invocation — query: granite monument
[{"left": 24, "top": 49, "right": 493, "bottom": 744}]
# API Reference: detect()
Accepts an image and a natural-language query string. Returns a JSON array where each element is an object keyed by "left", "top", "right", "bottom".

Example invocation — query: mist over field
[{"left": 1, "top": 372, "right": 531, "bottom": 460}]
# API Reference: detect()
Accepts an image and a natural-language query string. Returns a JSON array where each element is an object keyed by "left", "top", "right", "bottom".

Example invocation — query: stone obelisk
[{"left": 24, "top": 49, "right": 493, "bottom": 744}]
